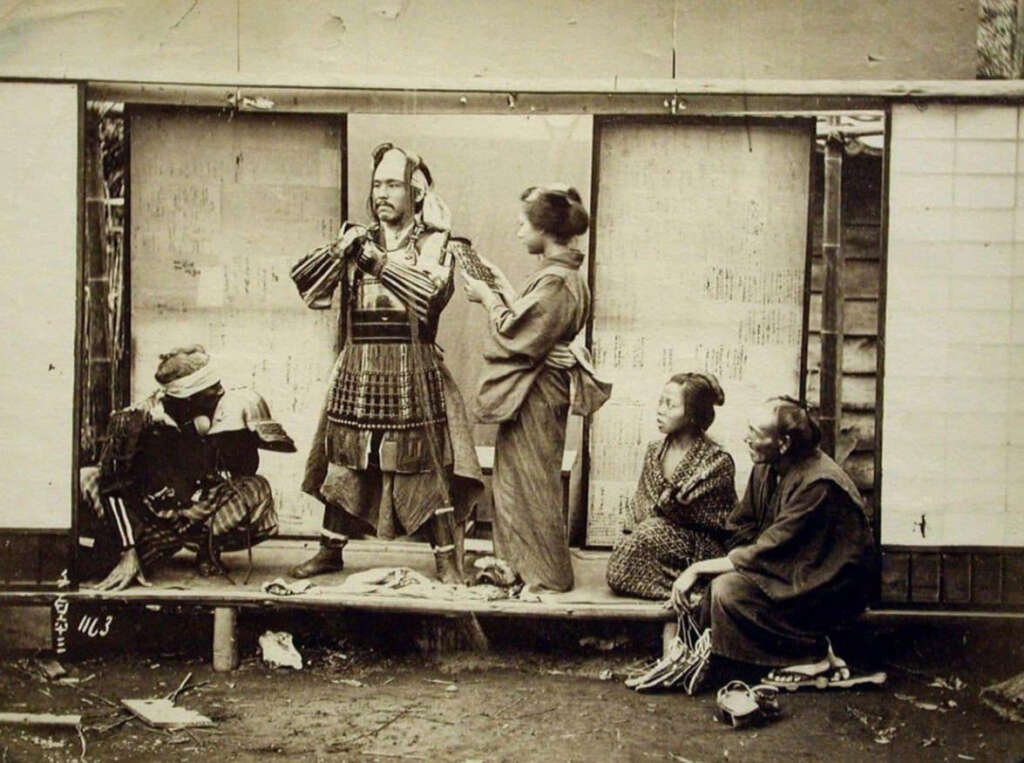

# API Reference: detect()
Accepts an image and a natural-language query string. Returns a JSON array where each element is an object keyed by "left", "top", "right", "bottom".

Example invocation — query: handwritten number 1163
[{"left": 78, "top": 614, "right": 113, "bottom": 638}]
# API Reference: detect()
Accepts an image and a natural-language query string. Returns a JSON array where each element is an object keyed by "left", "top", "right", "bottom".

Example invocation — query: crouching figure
[{"left": 79, "top": 345, "right": 295, "bottom": 590}]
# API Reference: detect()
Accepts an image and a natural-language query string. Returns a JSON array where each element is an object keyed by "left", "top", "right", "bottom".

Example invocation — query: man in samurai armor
[{"left": 290, "top": 143, "right": 483, "bottom": 583}]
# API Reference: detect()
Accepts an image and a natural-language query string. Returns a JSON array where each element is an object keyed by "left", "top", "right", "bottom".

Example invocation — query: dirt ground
[{"left": 1, "top": 612, "right": 1023, "bottom": 762}]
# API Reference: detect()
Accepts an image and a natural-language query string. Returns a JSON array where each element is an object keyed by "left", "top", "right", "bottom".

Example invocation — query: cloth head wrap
[
  {"left": 371, "top": 144, "right": 452, "bottom": 231},
  {"left": 154, "top": 345, "right": 222, "bottom": 399}
]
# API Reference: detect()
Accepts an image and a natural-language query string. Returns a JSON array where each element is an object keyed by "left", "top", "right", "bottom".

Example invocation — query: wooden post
[
  {"left": 661, "top": 620, "right": 678, "bottom": 656},
  {"left": 820, "top": 121, "right": 844, "bottom": 458},
  {"left": 212, "top": 607, "right": 239, "bottom": 671},
  {"left": 82, "top": 106, "right": 112, "bottom": 463},
  {"left": 414, "top": 614, "right": 490, "bottom": 653}
]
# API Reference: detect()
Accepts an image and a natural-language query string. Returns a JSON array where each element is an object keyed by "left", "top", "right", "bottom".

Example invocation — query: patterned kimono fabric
[
  {"left": 606, "top": 435, "right": 736, "bottom": 600},
  {"left": 492, "top": 368, "right": 574, "bottom": 591}
]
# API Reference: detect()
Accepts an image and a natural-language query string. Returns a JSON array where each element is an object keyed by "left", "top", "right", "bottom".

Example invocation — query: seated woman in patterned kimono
[{"left": 606, "top": 372, "right": 736, "bottom": 600}]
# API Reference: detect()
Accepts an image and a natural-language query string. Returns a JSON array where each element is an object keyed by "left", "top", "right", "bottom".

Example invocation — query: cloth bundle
[{"left": 321, "top": 566, "right": 508, "bottom": 602}]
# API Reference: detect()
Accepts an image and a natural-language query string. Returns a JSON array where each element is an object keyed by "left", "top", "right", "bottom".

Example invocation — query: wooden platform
[
  {"left": 3, "top": 540, "right": 1020, "bottom": 669},
  {"left": 0, "top": 539, "right": 670, "bottom": 622}
]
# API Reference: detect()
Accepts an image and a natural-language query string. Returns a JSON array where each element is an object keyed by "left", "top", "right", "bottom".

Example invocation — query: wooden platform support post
[
  {"left": 820, "top": 121, "right": 845, "bottom": 458},
  {"left": 661, "top": 620, "right": 678, "bottom": 656},
  {"left": 415, "top": 614, "right": 490, "bottom": 653},
  {"left": 212, "top": 607, "right": 239, "bottom": 672}
]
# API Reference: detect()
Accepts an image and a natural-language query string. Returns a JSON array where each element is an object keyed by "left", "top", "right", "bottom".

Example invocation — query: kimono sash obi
[{"left": 543, "top": 339, "right": 612, "bottom": 417}]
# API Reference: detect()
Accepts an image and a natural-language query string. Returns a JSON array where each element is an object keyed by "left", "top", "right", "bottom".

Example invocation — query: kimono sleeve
[
  {"left": 726, "top": 481, "right": 838, "bottom": 602},
  {"left": 724, "top": 468, "right": 764, "bottom": 551},
  {"left": 96, "top": 408, "right": 151, "bottom": 550},
  {"left": 659, "top": 450, "right": 736, "bottom": 541},
  {"left": 486, "top": 275, "right": 576, "bottom": 362}
]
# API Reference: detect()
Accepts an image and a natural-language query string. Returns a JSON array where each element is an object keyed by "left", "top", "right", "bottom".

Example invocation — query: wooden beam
[
  {"left": 819, "top": 123, "right": 844, "bottom": 458},
  {"left": 74, "top": 75, "right": 1024, "bottom": 100},
  {"left": 88, "top": 82, "right": 883, "bottom": 115},
  {"left": 0, "top": 588, "right": 674, "bottom": 621}
]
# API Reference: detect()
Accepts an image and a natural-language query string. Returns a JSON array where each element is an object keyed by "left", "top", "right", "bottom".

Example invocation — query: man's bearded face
[{"left": 372, "top": 150, "right": 416, "bottom": 225}]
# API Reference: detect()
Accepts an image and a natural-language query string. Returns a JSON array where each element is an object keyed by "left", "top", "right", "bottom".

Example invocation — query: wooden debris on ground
[
  {"left": 981, "top": 671, "right": 1024, "bottom": 723},
  {"left": 120, "top": 699, "right": 214, "bottom": 729},
  {"left": 33, "top": 658, "right": 67, "bottom": 680},
  {"left": 0, "top": 712, "right": 81, "bottom": 727}
]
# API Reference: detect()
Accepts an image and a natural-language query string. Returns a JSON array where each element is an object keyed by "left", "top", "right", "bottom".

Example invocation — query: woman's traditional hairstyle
[
  {"left": 768, "top": 395, "right": 821, "bottom": 455},
  {"left": 667, "top": 372, "right": 725, "bottom": 432},
  {"left": 520, "top": 185, "right": 590, "bottom": 243}
]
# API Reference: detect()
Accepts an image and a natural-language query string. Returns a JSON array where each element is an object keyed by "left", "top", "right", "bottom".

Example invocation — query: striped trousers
[{"left": 80, "top": 468, "right": 277, "bottom": 572}]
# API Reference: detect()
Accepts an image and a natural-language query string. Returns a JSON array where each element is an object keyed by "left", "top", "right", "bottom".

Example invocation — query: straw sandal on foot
[{"left": 763, "top": 663, "right": 886, "bottom": 691}]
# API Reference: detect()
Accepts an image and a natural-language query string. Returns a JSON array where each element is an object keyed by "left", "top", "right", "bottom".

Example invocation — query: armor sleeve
[
  {"left": 291, "top": 244, "right": 345, "bottom": 310},
  {"left": 376, "top": 229, "right": 455, "bottom": 324}
]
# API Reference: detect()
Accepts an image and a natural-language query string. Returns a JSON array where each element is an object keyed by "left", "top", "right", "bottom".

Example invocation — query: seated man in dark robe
[
  {"left": 664, "top": 396, "right": 881, "bottom": 692},
  {"left": 78, "top": 345, "right": 296, "bottom": 590}
]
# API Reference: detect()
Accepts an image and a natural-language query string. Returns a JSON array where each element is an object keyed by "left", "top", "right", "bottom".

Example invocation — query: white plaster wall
[
  {"left": 883, "top": 103, "right": 1024, "bottom": 546},
  {"left": 0, "top": 82, "right": 79, "bottom": 529}
]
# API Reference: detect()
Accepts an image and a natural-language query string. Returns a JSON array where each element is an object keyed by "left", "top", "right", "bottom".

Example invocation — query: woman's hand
[
  {"left": 477, "top": 255, "right": 516, "bottom": 302},
  {"left": 461, "top": 272, "right": 490, "bottom": 304}
]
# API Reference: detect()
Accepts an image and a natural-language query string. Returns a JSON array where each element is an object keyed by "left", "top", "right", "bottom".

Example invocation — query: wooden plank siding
[{"left": 806, "top": 150, "right": 883, "bottom": 505}]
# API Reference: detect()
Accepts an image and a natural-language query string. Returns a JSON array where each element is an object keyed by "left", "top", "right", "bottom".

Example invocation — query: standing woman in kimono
[{"left": 461, "top": 186, "right": 610, "bottom": 592}]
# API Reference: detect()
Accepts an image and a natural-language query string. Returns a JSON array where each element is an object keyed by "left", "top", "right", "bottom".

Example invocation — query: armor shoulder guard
[
  {"left": 417, "top": 228, "right": 452, "bottom": 266},
  {"left": 208, "top": 387, "right": 297, "bottom": 453}
]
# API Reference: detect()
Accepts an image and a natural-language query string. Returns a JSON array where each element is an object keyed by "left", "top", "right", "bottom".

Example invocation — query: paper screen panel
[
  {"left": 130, "top": 109, "right": 342, "bottom": 534},
  {"left": 0, "top": 82, "right": 79, "bottom": 529},
  {"left": 586, "top": 119, "right": 810, "bottom": 546},
  {"left": 882, "top": 103, "right": 1024, "bottom": 546}
]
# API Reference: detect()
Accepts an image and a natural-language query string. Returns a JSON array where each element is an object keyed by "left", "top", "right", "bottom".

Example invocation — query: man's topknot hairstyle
[{"left": 768, "top": 395, "right": 821, "bottom": 456}]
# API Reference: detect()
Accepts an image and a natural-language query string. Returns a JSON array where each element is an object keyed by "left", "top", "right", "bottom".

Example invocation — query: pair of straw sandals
[
  {"left": 623, "top": 612, "right": 887, "bottom": 728},
  {"left": 624, "top": 610, "right": 713, "bottom": 695},
  {"left": 623, "top": 613, "right": 781, "bottom": 727}
]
